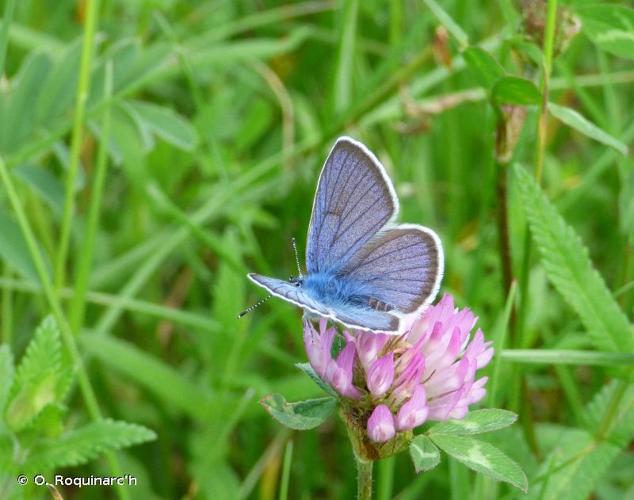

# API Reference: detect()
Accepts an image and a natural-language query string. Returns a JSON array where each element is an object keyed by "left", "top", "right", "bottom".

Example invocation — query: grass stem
[
  {"left": 54, "top": 0, "right": 101, "bottom": 290},
  {"left": 68, "top": 60, "right": 113, "bottom": 334}
]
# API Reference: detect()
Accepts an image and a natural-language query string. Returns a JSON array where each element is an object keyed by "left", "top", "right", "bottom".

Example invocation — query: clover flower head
[{"left": 302, "top": 294, "right": 493, "bottom": 443}]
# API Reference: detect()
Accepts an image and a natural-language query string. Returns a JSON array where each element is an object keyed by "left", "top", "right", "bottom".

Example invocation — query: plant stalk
[
  {"left": 356, "top": 456, "right": 374, "bottom": 500},
  {"left": 516, "top": 0, "right": 559, "bottom": 460},
  {"left": 68, "top": 60, "right": 113, "bottom": 334},
  {"left": 55, "top": 0, "right": 101, "bottom": 290}
]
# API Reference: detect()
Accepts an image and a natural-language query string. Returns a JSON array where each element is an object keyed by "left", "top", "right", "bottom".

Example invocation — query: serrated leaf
[
  {"left": 429, "top": 409, "right": 517, "bottom": 435},
  {"left": 514, "top": 166, "right": 634, "bottom": 353},
  {"left": 578, "top": 5, "right": 634, "bottom": 60},
  {"left": 463, "top": 47, "right": 504, "bottom": 89},
  {"left": 492, "top": 76, "right": 541, "bottom": 105},
  {"left": 526, "top": 382, "right": 634, "bottom": 500},
  {"left": 409, "top": 435, "right": 441, "bottom": 473},
  {"left": 295, "top": 362, "right": 338, "bottom": 398},
  {"left": 260, "top": 394, "right": 337, "bottom": 430},
  {"left": 127, "top": 100, "right": 198, "bottom": 151},
  {"left": 584, "top": 381, "right": 634, "bottom": 446},
  {"left": 431, "top": 434, "right": 528, "bottom": 492},
  {"left": 0, "top": 346, "right": 14, "bottom": 413},
  {"left": 547, "top": 103, "right": 628, "bottom": 155},
  {"left": 28, "top": 419, "right": 156, "bottom": 470},
  {"left": 5, "top": 316, "right": 66, "bottom": 431}
]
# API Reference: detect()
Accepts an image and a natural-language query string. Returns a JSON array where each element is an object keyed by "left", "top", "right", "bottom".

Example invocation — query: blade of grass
[
  {"left": 278, "top": 439, "right": 294, "bottom": 500},
  {"left": 68, "top": 60, "right": 113, "bottom": 334},
  {"left": 239, "top": 430, "right": 291, "bottom": 500},
  {"left": 501, "top": 349, "right": 634, "bottom": 366},
  {"left": 487, "top": 281, "right": 518, "bottom": 407},
  {"left": 54, "top": 0, "right": 101, "bottom": 290},
  {"left": 422, "top": 0, "right": 469, "bottom": 47},
  {"left": 0, "top": 277, "right": 220, "bottom": 333},
  {"left": 79, "top": 334, "right": 213, "bottom": 419},
  {"left": 332, "top": 0, "right": 359, "bottom": 114},
  {"left": 0, "top": 0, "right": 16, "bottom": 76}
]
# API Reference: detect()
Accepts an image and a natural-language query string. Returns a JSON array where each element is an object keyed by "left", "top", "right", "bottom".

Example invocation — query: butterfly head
[{"left": 288, "top": 275, "right": 304, "bottom": 288}]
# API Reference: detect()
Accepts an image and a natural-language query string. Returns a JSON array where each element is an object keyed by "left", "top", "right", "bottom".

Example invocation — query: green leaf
[
  {"left": 578, "top": 5, "right": 634, "bottom": 60},
  {"left": 409, "top": 435, "right": 441, "bottom": 473},
  {"left": 260, "top": 393, "right": 337, "bottom": 430},
  {"left": 2, "top": 52, "right": 51, "bottom": 155},
  {"left": 0, "top": 209, "right": 39, "bottom": 281},
  {"left": 127, "top": 100, "right": 199, "bottom": 151},
  {"left": 295, "top": 362, "right": 338, "bottom": 398},
  {"left": 492, "top": 76, "right": 541, "bottom": 105},
  {"left": 514, "top": 165, "right": 634, "bottom": 353},
  {"left": 79, "top": 334, "right": 212, "bottom": 420},
  {"left": 463, "top": 47, "right": 504, "bottom": 89},
  {"left": 547, "top": 103, "right": 628, "bottom": 155},
  {"left": 422, "top": 0, "right": 469, "bottom": 47},
  {"left": 5, "top": 316, "right": 68, "bottom": 431},
  {"left": 35, "top": 40, "right": 81, "bottom": 125},
  {"left": 13, "top": 163, "right": 64, "bottom": 213},
  {"left": 429, "top": 409, "right": 518, "bottom": 436},
  {"left": 430, "top": 434, "right": 528, "bottom": 492},
  {"left": 29, "top": 419, "right": 156, "bottom": 470},
  {"left": 501, "top": 349, "right": 634, "bottom": 367},
  {"left": 0, "top": 345, "right": 14, "bottom": 414}
]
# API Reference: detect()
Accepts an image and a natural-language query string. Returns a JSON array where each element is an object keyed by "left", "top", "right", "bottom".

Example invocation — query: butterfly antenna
[
  {"left": 238, "top": 295, "right": 271, "bottom": 318},
  {"left": 292, "top": 237, "right": 303, "bottom": 279}
]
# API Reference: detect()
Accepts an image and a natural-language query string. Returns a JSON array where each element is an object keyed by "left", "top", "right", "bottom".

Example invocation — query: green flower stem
[
  {"left": 54, "top": 0, "right": 101, "bottom": 290},
  {"left": 0, "top": 156, "right": 129, "bottom": 500},
  {"left": 356, "top": 456, "right": 374, "bottom": 500}
]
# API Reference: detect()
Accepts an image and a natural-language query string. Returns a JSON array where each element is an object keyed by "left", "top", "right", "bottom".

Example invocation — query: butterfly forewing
[
  {"left": 306, "top": 138, "right": 398, "bottom": 274},
  {"left": 247, "top": 273, "right": 330, "bottom": 316}
]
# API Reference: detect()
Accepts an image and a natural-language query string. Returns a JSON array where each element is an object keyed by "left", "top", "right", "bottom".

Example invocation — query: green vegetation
[{"left": 0, "top": 0, "right": 632, "bottom": 498}]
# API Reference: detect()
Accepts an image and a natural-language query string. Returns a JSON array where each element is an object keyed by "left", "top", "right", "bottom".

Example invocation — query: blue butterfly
[{"left": 247, "top": 136, "right": 443, "bottom": 334}]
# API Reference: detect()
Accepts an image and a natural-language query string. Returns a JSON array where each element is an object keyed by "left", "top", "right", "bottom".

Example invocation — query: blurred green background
[{"left": 0, "top": 0, "right": 633, "bottom": 498}]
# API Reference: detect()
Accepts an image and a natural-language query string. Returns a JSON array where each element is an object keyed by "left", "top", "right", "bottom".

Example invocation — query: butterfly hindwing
[
  {"left": 340, "top": 226, "right": 443, "bottom": 315},
  {"left": 306, "top": 137, "right": 398, "bottom": 274},
  {"left": 331, "top": 305, "right": 400, "bottom": 332}
]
